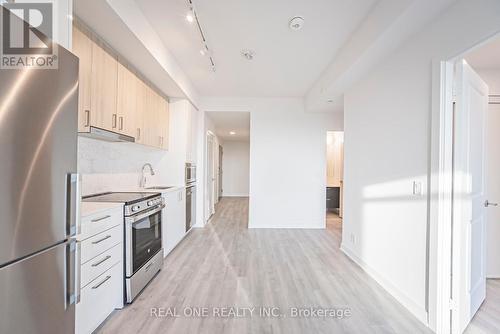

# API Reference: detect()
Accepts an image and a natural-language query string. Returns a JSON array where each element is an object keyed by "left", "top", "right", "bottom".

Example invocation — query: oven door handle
[{"left": 125, "top": 204, "right": 165, "bottom": 224}]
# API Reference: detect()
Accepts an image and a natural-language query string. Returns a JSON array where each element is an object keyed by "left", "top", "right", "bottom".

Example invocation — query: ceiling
[
  {"left": 136, "top": 0, "right": 377, "bottom": 97},
  {"left": 74, "top": 0, "right": 187, "bottom": 100},
  {"left": 207, "top": 112, "right": 250, "bottom": 141},
  {"left": 466, "top": 36, "right": 500, "bottom": 70}
]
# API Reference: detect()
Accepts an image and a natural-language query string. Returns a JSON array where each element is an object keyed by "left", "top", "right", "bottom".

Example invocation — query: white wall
[
  {"left": 202, "top": 97, "right": 344, "bottom": 229},
  {"left": 341, "top": 0, "right": 500, "bottom": 328},
  {"left": 477, "top": 69, "right": 500, "bottom": 278},
  {"left": 221, "top": 141, "right": 250, "bottom": 197}
]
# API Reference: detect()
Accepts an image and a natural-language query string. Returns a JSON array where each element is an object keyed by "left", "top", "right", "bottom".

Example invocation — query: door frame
[
  {"left": 205, "top": 131, "right": 216, "bottom": 221},
  {"left": 429, "top": 59, "right": 455, "bottom": 334},
  {"left": 430, "top": 42, "right": 493, "bottom": 333},
  {"left": 218, "top": 145, "right": 223, "bottom": 199}
]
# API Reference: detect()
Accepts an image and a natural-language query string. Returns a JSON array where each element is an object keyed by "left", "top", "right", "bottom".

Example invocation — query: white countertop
[
  {"left": 80, "top": 185, "right": 184, "bottom": 216},
  {"left": 81, "top": 202, "right": 123, "bottom": 217}
]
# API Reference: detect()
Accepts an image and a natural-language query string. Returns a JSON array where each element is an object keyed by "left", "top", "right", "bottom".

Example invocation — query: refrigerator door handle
[
  {"left": 76, "top": 240, "right": 81, "bottom": 303},
  {"left": 66, "top": 173, "right": 81, "bottom": 237},
  {"left": 65, "top": 239, "right": 79, "bottom": 309}
]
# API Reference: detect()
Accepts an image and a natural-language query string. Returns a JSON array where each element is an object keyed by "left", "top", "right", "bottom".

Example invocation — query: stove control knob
[
  {"left": 131, "top": 205, "right": 140, "bottom": 212},
  {"left": 147, "top": 200, "right": 153, "bottom": 206}
]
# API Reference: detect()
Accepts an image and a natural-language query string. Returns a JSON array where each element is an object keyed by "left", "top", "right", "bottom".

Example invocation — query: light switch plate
[{"left": 413, "top": 181, "right": 422, "bottom": 196}]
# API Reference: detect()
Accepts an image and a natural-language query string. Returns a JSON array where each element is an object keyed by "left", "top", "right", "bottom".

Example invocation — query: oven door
[{"left": 125, "top": 205, "right": 163, "bottom": 277}]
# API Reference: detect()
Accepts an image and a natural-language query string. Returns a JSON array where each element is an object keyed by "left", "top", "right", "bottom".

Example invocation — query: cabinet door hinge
[{"left": 449, "top": 299, "right": 456, "bottom": 310}]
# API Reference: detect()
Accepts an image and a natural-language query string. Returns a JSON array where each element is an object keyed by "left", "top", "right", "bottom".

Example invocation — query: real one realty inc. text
[{"left": 150, "top": 306, "right": 352, "bottom": 319}]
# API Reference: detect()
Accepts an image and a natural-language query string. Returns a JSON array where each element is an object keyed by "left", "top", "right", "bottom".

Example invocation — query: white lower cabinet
[
  {"left": 80, "top": 225, "right": 122, "bottom": 264},
  {"left": 81, "top": 243, "right": 122, "bottom": 288},
  {"left": 77, "top": 205, "right": 124, "bottom": 334},
  {"left": 162, "top": 188, "right": 186, "bottom": 256},
  {"left": 76, "top": 263, "right": 122, "bottom": 334}
]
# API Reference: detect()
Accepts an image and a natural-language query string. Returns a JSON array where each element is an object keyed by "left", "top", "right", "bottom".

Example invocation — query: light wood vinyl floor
[
  {"left": 466, "top": 279, "right": 500, "bottom": 334},
  {"left": 97, "top": 197, "right": 432, "bottom": 334}
]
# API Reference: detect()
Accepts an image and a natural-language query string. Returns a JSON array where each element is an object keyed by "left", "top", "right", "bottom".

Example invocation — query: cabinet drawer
[
  {"left": 81, "top": 225, "right": 122, "bottom": 264},
  {"left": 76, "top": 263, "right": 122, "bottom": 334},
  {"left": 80, "top": 207, "right": 122, "bottom": 240},
  {"left": 81, "top": 243, "right": 121, "bottom": 288}
]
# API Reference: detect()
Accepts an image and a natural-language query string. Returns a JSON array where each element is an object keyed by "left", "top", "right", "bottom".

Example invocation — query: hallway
[{"left": 98, "top": 197, "right": 431, "bottom": 334}]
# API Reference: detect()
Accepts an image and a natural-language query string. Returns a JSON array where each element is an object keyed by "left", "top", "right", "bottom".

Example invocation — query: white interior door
[
  {"left": 453, "top": 60, "right": 488, "bottom": 333},
  {"left": 206, "top": 133, "right": 214, "bottom": 220}
]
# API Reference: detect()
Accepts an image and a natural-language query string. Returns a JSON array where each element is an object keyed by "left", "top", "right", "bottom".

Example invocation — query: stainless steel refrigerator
[{"left": 0, "top": 7, "right": 80, "bottom": 334}]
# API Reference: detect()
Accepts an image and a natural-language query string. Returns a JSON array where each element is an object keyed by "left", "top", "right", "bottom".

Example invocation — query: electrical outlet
[{"left": 350, "top": 234, "right": 356, "bottom": 244}]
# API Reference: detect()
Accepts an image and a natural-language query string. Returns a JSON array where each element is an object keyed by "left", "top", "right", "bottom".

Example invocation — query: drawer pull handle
[
  {"left": 91, "top": 275, "right": 111, "bottom": 289},
  {"left": 144, "top": 262, "right": 154, "bottom": 272},
  {"left": 91, "top": 215, "right": 111, "bottom": 223},
  {"left": 84, "top": 110, "right": 90, "bottom": 127},
  {"left": 91, "top": 255, "right": 111, "bottom": 267},
  {"left": 92, "top": 235, "right": 111, "bottom": 244}
]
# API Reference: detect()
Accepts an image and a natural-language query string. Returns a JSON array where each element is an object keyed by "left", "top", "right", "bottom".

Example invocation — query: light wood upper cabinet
[
  {"left": 134, "top": 79, "right": 148, "bottom": 145},
  {"left": 72, "top": 25, "right": 169, "bottom": 150},
  {"left": 90, "top": 42, "right": 118, "bottom": 132},
  {"left": 72, "top": 25, "right": 93, "bottom": 132},
  {"left": 117, "top": 63, "right": 137, "bottom": 137},
  {"left": 159, "top": 98, "right": 169, "bottom": 150},
  {"left": 145, "top": 89, "right": 160, "bottom": 148}
]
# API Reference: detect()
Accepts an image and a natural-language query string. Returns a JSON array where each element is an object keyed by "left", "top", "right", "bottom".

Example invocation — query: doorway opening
[
  {"left": 434, "top": 34, "right": 500, "bottom": 334},
  {"left": 326, "top": 131, "right": 344, "bottom": 234},
  {"left": 204, "top": 111, "right": 251, "bottom": 225}
]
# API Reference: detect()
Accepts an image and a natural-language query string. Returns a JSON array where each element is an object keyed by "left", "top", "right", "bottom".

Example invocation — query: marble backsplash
[{"left": 78, "top": 136, "right": 185, "bottom": 196}]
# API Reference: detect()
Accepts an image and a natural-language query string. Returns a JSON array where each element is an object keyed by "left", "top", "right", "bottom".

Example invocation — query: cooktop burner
[{"left": 83, "top": 192, "right": 160, "bottom": 205}]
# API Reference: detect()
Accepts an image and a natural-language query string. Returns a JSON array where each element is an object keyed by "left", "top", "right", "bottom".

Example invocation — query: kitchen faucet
[{"left": 140, "top": 163, "right": 155, "bottom": 188}]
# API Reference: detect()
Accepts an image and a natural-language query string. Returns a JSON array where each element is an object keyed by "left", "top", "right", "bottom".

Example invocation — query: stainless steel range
[{"left": 83, "top": 192, "right": 164, "bottom": 303}]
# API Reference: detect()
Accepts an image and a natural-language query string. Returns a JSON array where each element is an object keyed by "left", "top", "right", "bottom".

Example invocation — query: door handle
[
  {"left": 119, "top": 116, "right": 124, "bottom": 130},
  {"left": 65, "top": 239, "right": 79, "bottom": 308},
  {"left": 485, "top": 200, "right": 499, "bottom": 207},
  {"left": 66, "top": 173, "right": 80, "bottom": 237},
  {"left": 112, "top": 114, "right": 117, "bottom": 128}
]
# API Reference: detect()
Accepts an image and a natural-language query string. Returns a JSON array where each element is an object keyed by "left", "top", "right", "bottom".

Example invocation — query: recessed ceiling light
[
  {"left": 241, "top": 49, "right": 255, "bottom": 60},
  {"left": 229, "top": 131, "right": 236, "bottom": 135},
  {"left": 289, "top": 16, "right": 304, "bottom": 31},
  {"left": 186, "top": 13, "right": 194, "bottom": 23}
]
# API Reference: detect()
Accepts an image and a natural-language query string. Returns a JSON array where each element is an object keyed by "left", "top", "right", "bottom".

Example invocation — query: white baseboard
[
  {"left": 486, "top": 275, "right": 500, "bottom": 279},
  {"left": 340, "top": 244, "right": 429, "bottom": 326},
  {"left": 222, "top": 193, "right": 249, "bottom": 197},
  {"left": 248, "top": 225, "right": 325, "bottom": 229},
  {"left": 248, "top": 218, "right": 325, "bottom": 229}
]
